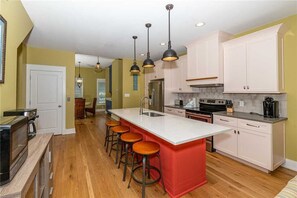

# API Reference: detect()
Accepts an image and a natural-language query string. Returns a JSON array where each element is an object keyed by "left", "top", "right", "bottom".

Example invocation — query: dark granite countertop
[{"left": 213, "top": 111, "right": 287, "bottom": 124}]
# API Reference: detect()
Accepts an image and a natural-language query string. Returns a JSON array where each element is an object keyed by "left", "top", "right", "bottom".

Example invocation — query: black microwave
[{"left": 0, "top": 116, "right": 28, "bottom": 186}]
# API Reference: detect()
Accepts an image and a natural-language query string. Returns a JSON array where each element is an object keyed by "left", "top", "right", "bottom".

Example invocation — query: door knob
[{"left": 58, "top": 105, "right": 62, "bottom": 108}]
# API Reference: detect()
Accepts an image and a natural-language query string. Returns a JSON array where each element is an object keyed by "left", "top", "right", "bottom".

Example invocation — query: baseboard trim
[
  {"left": 63, "top": 128, "right": 76, "bottom": 135},
  {"left": 96, "top": 109, "right": 105, "bottom": 112},
  {"left": 282, "top": 159, "right": 297, "bottom": 171}
]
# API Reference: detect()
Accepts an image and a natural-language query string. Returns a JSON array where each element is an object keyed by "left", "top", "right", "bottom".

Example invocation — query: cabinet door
[
  {"left": 237, "top": 128, "right": 271, "bottom": 169},
  {"left": 246, "top": 36, "right": 278, "bottom": 92},
  {"left": 187, "top": 43, "right": 198, "bottom": 80},
  {"left": 213, "top": 127, "right": 238, "bottom": 156},
  {"left": 153, "top": 60, "right": 164, "bottom": 79},
  {"left": 224, "top": 43, "right": 247, "bottom": 92},
  {"left": 179, "top": 55, "right": 192, "bottom": 92},
  {"left": 196, "top": 41, "right": 208, "bottom": 78},
  {"left": 175, "top": 109, "right": 186, "bottom": 117}
]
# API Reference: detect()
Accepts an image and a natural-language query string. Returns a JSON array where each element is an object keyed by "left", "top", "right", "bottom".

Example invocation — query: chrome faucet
[{"left": 139, "top": 96, "right": 152, "bottom": 115}]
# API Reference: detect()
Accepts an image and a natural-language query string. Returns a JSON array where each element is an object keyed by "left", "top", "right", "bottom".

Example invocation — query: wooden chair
[{"left": 85, "top": 98, "right": 97, "bottom": 117}]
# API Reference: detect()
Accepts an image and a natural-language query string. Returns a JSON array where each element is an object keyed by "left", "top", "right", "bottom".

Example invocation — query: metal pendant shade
[
  {"left": 130, "top": 36, "right": 140, "bottom": 73},
  {"left": 143, "top": 23, "right": 155, "bottom": 68},
  {"left": 76, "top": 61, "right": 83, "bottom": 88},
  {"left": 162, "top": 4, "right": 179, "bottom": 62}
]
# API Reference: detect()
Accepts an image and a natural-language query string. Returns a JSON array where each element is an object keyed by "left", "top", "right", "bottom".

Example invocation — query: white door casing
[{"left": 26, "top": 64, "right": 66, "bottom": 135}]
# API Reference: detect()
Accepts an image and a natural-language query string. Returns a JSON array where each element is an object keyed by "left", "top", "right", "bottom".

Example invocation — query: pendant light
[
  {"left": 130, "top": 36, "right": 140, "bottom": 73},
  {"left": 162, "top": 4, "right": 179, "bottom": 62},
  {"left": 95, "top": 56, "right": 101, "bottom": 70},
  {"left": 142, "top": 23, "right": 155, "bottom": 68},
  {"left": 76, "top": 61, "right": 83, "bottom": 88}
]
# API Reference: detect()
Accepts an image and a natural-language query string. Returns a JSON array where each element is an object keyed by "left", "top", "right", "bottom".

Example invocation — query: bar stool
[
  {"left": 118, "top": 132, "right": 143, "bottom": 181},
  {"left": 105, "top": 120, "right": 120, "bottom": 152},
  {"left": 109, "top": 125, "right": 130, "bottom": 164},
  {"left": 128, "top": 141, "right": 166, "bottom": 198}
]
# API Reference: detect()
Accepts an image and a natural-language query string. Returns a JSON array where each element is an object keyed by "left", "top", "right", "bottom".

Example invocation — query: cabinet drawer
[
  {"left": 213, "top": 115, "right": 237, "bottom": 127},
  {"left": 237, "top": 119, "right": 271, "bottom": 134},
  {"left": 164, "top": 107, "right": 175, "bottom": 115},
  {"left": 175, "top": 109, "right": 185, "bottom": 117}
]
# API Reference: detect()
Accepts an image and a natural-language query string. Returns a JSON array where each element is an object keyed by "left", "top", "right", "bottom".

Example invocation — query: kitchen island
[{"left": 110, "top": 108, "right": 231, "bottom": 198}]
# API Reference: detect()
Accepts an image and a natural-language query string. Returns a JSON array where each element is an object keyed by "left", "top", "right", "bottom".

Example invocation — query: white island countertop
[{"left": 110, "top": 108, "right": 231, "bottom": 145}]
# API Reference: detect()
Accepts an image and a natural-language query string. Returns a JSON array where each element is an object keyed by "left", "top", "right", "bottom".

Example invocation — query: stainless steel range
[{"left": 186, "top": 99, "right": 226, "bottom": 152}]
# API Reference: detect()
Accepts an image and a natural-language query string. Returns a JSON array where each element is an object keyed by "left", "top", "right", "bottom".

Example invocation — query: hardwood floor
[{"left": 53, "top": 112, "right": 296, "bottom": 198}]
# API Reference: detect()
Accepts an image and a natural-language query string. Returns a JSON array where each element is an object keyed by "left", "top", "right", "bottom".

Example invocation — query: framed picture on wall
[{"left": 0, "top": 15, "right": 7, "bottom": 84}]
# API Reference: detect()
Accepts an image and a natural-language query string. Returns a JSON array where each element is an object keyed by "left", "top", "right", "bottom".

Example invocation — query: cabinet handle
[
  {"left": 167, "top": 109, "right": 172, "bottom": 111},
  {"left": 50, "top": 187, "right": 54, "bottom": 195},
  {"left": 234, "top": 130, "right": 236, "bottom": 134},
  {"left": 237, "top": 131, "right": 240, "bottom": 134},
  {"left": 247, "top": 86, "right": 249, "bottom": 89},
  {"left": 246, "top": 123, "right": 260, "bottom": 128},
  {"left": 243, "top": 86, "right": 246, "bottom": 89},
  {"left": 177, "top": 111, "right": 184, "bottom": 113},
  {"left": 50, "top": 172, "right": 54, "bottom": 180},
  {"left": 220, "top": 118, "right": 229, "bottom": 122},
  {"left": 49, "top": 151, "right": 52, "bottom": 163}
]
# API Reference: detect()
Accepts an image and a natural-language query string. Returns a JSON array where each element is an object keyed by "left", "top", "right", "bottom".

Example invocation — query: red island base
[{"left": 120, "top": 119, "right": 207, "bottom": 198}]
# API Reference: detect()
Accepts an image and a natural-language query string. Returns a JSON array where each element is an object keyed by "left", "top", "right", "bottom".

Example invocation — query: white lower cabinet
[
  {"left": 164, "top": 107, "right": 186, "bottom": 117},
  {"left": 213, "top": 115, "right": 285, "bottom": 171}
]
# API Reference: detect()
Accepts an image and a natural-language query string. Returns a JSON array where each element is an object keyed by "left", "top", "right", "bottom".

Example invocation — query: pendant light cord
[
  {"left": 147, "top": 26, "right": 150, "bottom": 58},
  {"left": 134, "top": 37, "right": 136, "bottom": 64},
  {"left": 168, "top": 8, "right": 172, "bottom": 49}
]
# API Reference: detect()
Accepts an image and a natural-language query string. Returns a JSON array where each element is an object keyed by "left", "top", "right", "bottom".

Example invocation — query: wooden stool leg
[
  {"left": 115, "top": 133, "right": 120, "bottom": 164},
  {"left": 109, "top": 132, "right": 114, "bottom": 156},
  {"left": 142, "top": 155, "right": 147, "bottom": 198},
  {"left": 127, "top": 152, "right": 135, "bottom": 188},
  {"left": 122, "top": 143, "right": 129, "bottom": 181}
]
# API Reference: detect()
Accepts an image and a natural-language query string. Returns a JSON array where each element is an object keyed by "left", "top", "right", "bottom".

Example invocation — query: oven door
[{"left": 186, "top": 112, "right": 214, "bottom": 152}]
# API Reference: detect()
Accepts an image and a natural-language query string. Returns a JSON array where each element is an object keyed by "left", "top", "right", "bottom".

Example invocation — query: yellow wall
[
  {"left": 0, "top": 0, "right": 33, "bottom": 115},
  {"left": 26, "top": 46, "right": 75, "bottom": 129},
  {"left": 111, "top": 59, "right": 123, "bottom": 109},
  {"left": 17, "top": 43, "right": 27, "bottom": 108},
  {"left": 75, "top": 67, "right": 105, "bottom": 109},
  {"left": 122, "top": 59, "right": 145, "bottom": 108},
  {"left": 235, "top": 15, "right": 297, "bottom": 161}
]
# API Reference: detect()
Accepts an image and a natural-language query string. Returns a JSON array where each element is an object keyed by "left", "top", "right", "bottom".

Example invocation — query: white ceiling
[
  {"left": 75, "top": 54, "right": 113, "bottom": 68},
  {"left": 22, "top": 0, "right": 297, "bottom": 62}
]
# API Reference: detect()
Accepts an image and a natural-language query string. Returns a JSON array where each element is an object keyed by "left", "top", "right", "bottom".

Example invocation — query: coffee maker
[{"left": 263, "top": 97, "right": 279, "bottom": 118}]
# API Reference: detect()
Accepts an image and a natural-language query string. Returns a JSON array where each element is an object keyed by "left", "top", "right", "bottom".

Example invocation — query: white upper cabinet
[
  {"left": 151, "top": 60, "right": 165, "bottom": 80},
  {"left": 186, "top": 32, "right": 233, "bottom": 86},
  {"left": 223, "top": 24, "right": 287, "bottom": 93},
  {"left": 166, "top": 55, "right": 192, "bottom": 93}
]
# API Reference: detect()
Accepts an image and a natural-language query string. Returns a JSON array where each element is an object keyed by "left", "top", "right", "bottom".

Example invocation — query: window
[
  {"left": 75, "top": 77, "right": 83, "bottom": 98},
  {"left": 97, "top": 79, "right": 106, "bottom": 105}
]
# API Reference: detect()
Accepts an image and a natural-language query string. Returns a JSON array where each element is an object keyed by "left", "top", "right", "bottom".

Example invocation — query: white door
[{"left": 29, "top": 69, "right": 64, "bottom": 135}]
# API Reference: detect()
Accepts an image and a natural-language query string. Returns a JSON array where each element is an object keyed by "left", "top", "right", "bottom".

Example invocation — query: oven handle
[{"left": 186, "top": 112, "right": 212, "bottom": 118}]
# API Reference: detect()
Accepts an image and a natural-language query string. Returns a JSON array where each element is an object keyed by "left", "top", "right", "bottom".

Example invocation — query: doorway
[{"left": 26, "top": 64, "right": 66, "bottom": 135}]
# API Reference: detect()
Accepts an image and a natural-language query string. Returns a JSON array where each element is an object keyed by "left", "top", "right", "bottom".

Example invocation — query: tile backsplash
[{"left": 177, "top": 87, "right": 287, "bottom": 117}]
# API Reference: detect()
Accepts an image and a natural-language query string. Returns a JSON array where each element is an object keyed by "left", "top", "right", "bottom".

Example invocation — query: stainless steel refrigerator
[{"left": 148, "top": 80, "right": 164, "bottom": 112}]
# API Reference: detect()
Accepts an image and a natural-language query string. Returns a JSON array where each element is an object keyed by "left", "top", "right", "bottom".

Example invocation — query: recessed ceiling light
[
  {"left": 160, "top": 42, "right": 166, "bottom": 46},
  {"left": 140, "top": 53, "right": 145, "bottom": 56},
  {"left": 195, "top": 22, "right": 205, "bottom": 27}
]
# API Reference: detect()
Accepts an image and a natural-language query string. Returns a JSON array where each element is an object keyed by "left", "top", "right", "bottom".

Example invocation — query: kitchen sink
[{"left": 142, "top": 112, "right": 164, "bottom": 117}]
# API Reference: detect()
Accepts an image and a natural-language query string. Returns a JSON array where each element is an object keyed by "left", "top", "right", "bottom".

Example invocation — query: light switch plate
[{"left": 124, "top": 93, "right": 130, "bottom": 97}]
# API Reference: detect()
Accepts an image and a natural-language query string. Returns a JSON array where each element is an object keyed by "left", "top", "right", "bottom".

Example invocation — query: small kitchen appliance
[
  {"left": 4, "top": 109, "right": 39, "bottom": 139},
  {"left": 0, "top": 116, "right": 28, "bottom": 186},
  {"left": 263, "top": 97, "right": 279, "bottom": 118},
  {"left": 174, "top": 99, "right": 183, "bottom": 106}
]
